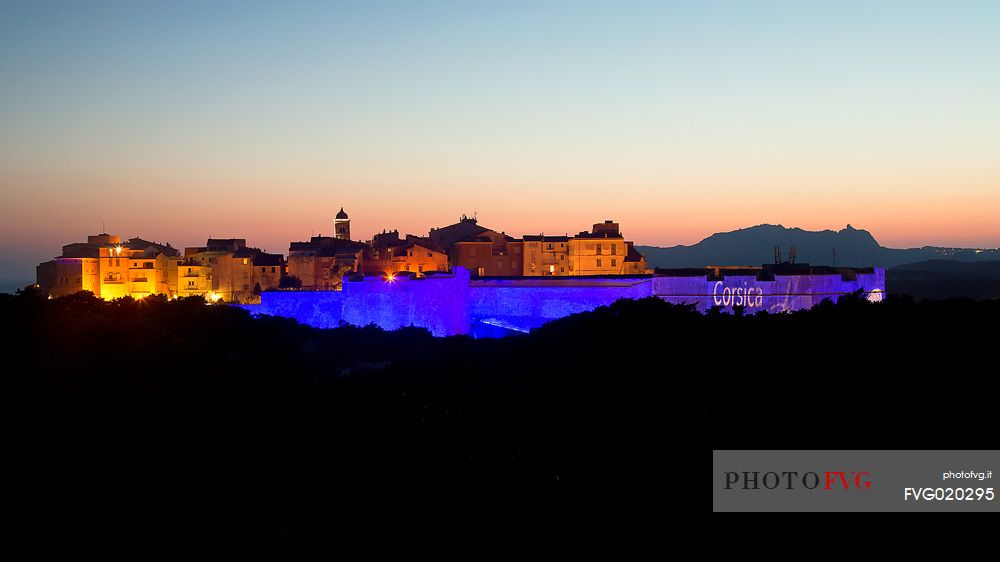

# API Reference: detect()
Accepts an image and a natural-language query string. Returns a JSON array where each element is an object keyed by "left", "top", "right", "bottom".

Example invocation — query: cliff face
[{"left": 637, "top": 224, "right": 999, "bottom": 268}]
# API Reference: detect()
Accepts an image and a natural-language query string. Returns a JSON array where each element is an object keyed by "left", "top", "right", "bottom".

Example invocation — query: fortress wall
[
  {"left": 241, "top": 290, "right": 347, "bottom": 328},
  {"left": 468, "top": 277, "right": 653, "bottom": 333},
  {"left": 244, "top": 267, "right": 887, "bottom": 335},
  {"left": 339, "top": 269, "right": 471, "bottom": 337},
  {"left": 244, "top": 268, "right": 471, "bottom": 336},
  {"left": 651, "top": 270, "right": 886, "bottom": 313}
]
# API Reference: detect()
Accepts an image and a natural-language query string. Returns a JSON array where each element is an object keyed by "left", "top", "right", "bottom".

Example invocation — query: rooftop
[{"left": 523, "top": 235, "right": 569, "bottom": 243}]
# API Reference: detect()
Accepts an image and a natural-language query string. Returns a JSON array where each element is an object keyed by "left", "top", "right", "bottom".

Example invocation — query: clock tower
[{"left": 334, "top": 207, "right": 351, "bottom": 240}]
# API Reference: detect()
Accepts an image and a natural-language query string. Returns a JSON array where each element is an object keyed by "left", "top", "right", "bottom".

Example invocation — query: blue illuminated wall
[
  {"left": 242, "top": 267, "right": 886, "bottom": 337},
  {"left": 650, "top": 269, "right": 886, "bottom": 313},
  {"left": 468, "top": 277, "right": 653, "bottom": 335},
  {"left": 240, "top": 268, "right": 470, "bottom": 336}
]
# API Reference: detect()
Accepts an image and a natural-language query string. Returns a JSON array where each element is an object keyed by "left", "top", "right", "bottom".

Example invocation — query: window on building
[
  {"left": 418, "top": 265, "right": 424, "bottom": 273},
  {"left": 611, "top": 259, "right": 617, "bottom": 267},
  {"left": 188, "top": 281, "right": 195, "bottom": 288},
  {"left": 611, "top": 245, "right": 618, "bottom": 255},
  {"left": 271, "top": 267, "right": 276, "bottom": 273},
  {"left": 596, "top": 244, "right": 602, "bottom": 255},
  {"left": 549, "top": 265, "right": 555, "bottom": 273},
  {"left": 243, "top": 258, "right": 249, "bottom": 265},
  {"left": 477, "top": 267, "right": 485, "bottom": 276},
  {"left": 597, "top": 259, "right": 602, "bottom": 267},
  {"left": 469, "top": 248, "right": 476, "bottom": 257}
]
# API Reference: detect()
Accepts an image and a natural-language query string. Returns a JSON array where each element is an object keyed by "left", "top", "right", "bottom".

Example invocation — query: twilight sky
[{"left": 1, "top": 0, "right": 999, "bottom": 281}]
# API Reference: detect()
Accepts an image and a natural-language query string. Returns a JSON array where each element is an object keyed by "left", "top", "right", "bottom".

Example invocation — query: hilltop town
[{"left": 36, "top": 209, "right": 650, "bottom": 302}]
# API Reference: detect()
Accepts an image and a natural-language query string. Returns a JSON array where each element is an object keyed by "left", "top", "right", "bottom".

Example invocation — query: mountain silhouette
[{"left": 637, "top": 224, "right": 999, "bottom": 268}]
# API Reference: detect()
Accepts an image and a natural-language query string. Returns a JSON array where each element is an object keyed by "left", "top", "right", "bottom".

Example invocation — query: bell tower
[{"left": 334, "top": 207, "right": 351, "bottom": 240}]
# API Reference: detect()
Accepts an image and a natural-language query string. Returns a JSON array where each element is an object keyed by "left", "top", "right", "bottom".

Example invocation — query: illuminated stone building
[
  {"left": 386, "top": 244, "right": 448, "bottom": 277},
  {"left": 428, "top": 214, "right": 490, "bottom": 250},
  {"left": 99, "top": 238, "right": 179, "bottom": 300},
  {"left": 212, "top": 251, "right": 255, "bottom": 302},
  {"left": 431, "top": 215, "right": 525, "bottom": 277},
  {"left": 523, "top": 235, "right": 570, "bottom": 276},
  {"left": 567, "top": 221, "right": 627, "bottom": 275},
  {"left": 288, "top": 236, "right": 367, "bottom": 290},
  {"left": 251, "top": 253, "right": 284, "bottom": 295},
  {"left": 567, "top": 221, "right": 650, "bottom": 275},
  {"left": 183, "top": 239, "right": 284, "bottom": 302},
  {"left": 451, "top": 220, "right": 650, "bottom": 278},
  {"left": 453, "top": 234, "right": 523, "bottom": 277},
  {"left": 155, "top": 253, "right": 183, "bottom": 296},
  {"left": 37, "top": 233, "right": 121, "bottom": 298},
  {"left": 622, "top": 242, "right": 651, "bottom": 275},
  {"left": 284, "top": 207, "right": 369, "bottom": 290},
  {"left": 36, "top": 257, "right": 99, "bottom": 298},
  {"left": 180, "top": 241, "right": 234, "bottom": 299},
  {"left": 175, "top": 260, "right": 213, "bottom": 299},
  {"left": 37, "top": 233, "right": 180, "bottom": 300},
  {"left": 521, "top": 220, "right": 650, "bottom": 277},
  {"left": 363, "top": 229, "right": 448, "bottom": 278}
]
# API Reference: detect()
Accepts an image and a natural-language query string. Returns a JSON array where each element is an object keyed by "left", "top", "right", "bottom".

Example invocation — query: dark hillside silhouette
[
  {"left": 2, "top": 290, "right": 998, "bottom": 545},
  {"left": 887, "top": 260, "right": 1000, "bottom": 300}
]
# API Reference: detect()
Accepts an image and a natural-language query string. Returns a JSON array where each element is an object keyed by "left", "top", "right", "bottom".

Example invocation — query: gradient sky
[{"left": 2, "top": 1, "right": 999, "bottom": 281}]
